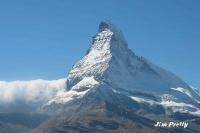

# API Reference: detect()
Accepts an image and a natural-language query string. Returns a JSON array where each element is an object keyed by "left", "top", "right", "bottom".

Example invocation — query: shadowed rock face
[
  {"left": 88, "top": 120, "right": 119, "bottom": 130},
  {"left": 98, "top": 20, "right": 109, "bottom": 32},
  {"left": 38, "top": 97, "right": 199, "bottom": 133},
  {"left": 0, "top": 113, "right": 49, "bottom": 128}
]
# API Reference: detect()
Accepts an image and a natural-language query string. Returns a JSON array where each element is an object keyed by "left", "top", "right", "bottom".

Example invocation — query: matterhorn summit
[
  {"left": 66, "top": 19, "right": 130, "bottom": 90},
  {"left": 64, "top": 20, "right": 200, "bottom": 116}
]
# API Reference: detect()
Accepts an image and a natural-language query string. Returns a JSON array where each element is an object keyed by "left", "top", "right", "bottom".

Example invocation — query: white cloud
[{"left": 0, "top": 78, "right": 67, "bottom": 105}]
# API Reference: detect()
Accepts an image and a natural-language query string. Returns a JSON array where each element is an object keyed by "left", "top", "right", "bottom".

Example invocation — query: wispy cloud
[{"left": 0, "top": 78, "right": 67, "bottom": 104}]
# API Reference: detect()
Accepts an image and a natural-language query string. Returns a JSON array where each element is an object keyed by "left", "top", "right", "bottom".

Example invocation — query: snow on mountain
[
  {"left": 46, "top": 76, "right": 98, "bottom": 105},
  {"left": 63, "top": 20, "right": 200, "bottom": 116}
]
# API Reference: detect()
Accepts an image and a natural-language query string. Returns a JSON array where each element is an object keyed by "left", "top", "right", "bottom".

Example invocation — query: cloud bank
[{"left": 0, "top": 78, "right": 67, "bottom": 105}]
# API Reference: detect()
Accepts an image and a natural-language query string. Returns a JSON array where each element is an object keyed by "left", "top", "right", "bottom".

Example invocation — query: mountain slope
[
  {"left": 38, "top": 90, "right": 199, "bottom": 133},
  {"left": 61, "top": 20, "right": 200, "bottom": 116},
  {"left": 37, "top": 20, "right": 200, "bottom": 132}
]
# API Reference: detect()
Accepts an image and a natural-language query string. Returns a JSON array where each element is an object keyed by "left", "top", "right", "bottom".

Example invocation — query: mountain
[
  {"left": 0, "top": 20, "right": 200, "bottom": 133},
  {"left": 64, "top": 20, "right": 200, "bottom": 116}
]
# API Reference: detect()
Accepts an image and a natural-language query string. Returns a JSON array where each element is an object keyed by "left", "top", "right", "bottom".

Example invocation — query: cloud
[{"left": 0, "top": 78, "right": 67, "bottom": 105}]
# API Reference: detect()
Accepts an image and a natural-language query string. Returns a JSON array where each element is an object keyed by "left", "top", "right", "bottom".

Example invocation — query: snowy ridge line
[{"left": 113, "top": 87, "right": 158, "bottom": 100}]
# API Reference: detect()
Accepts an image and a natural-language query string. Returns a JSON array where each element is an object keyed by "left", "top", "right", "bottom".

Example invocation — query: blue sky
[{"left": 0, "top": 0, "right": 199, "bottom": 90}]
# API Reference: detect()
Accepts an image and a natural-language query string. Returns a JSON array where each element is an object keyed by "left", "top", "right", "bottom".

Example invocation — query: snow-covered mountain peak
[
  {"left": 101, "top": 20, "right": 127, "bottom": 44},
  {"left": 98, "top": 20, "right": 123, "bottom": 36},
  {"left": 87, "top": 20, "right": 130, "bottom": 61},
  {"left": 66, "top": 20, "right": 131, "bottom": 90},
  {"left": 64, "top": 20, "right": 200, "bottom": 116}
]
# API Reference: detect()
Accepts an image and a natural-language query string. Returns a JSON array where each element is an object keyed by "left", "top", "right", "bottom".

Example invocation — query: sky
[{"left": 0, "top": 0, "right": 199, "bottom": 90}]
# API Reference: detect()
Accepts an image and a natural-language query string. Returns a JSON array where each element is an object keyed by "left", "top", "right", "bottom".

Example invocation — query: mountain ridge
[{"left": 63, "top": 20, "right": 200, "bottom": 117}]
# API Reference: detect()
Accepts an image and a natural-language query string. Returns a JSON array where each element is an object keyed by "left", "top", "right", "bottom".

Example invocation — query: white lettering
[
  {"left": 154, "top": 122, "right": 161, "bottom": 127},
  {"left": 168, "top": 122, "right": 174, "bottom": 127},
  {"left": 154, "top": 122, "right": 188, "bottom": 128},
  {"left": 184, "top": 123, "right": 188, "bottom": 128}
]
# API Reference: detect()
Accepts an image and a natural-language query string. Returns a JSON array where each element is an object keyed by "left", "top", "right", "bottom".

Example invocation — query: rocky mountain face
[
  {"left": 0, "top": 20, "right": 200, "bottom": 133},
  {"left": 65, "top": 20, "right": 200, "bottom": 116}
]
